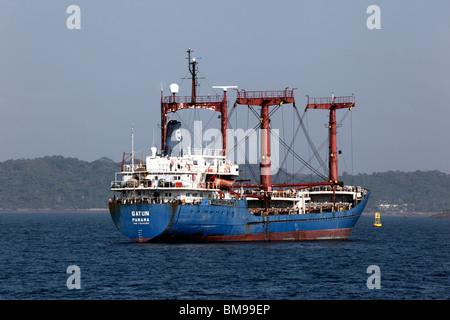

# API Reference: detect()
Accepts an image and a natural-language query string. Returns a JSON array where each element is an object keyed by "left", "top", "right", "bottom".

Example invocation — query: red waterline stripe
[
  {"left": 164, "top": 228, "right": 352, "bottom": 242},
  {"left": 132, "top": 228, "right": 353, "bottom": 242},
  {"left": 196, "top": 228, "right": 353, "bottom": 241},
  {"left": 132, "top": 238, "right": 152, "bottom": 243}
]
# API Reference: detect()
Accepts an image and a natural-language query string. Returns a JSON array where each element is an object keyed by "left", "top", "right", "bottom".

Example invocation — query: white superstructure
[{"left": 111, "top": 148, "right": 238, "bottom": 203}]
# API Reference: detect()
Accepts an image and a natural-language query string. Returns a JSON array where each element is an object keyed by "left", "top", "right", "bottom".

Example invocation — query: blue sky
[{"left": 0, "top": 0, "right": 449, "bottom": 174}]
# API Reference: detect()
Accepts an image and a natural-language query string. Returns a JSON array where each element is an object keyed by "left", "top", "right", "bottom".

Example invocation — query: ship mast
[
  {"left": 131, "top": 125, "right": 134, "bottom": 171},
  {"left": 187, "top": 48, "right": 197, "bottom": 104},
  {"left": 305, "top": 93, "right": 355, "bottom": 183},
  {"left": 233, "top": 91, "right": 352, "bottom": 192},
  {"left": 160, "top": 49, "right": 230, "bottom": 158},
  {"left": 234, "top": 89, "right": 296, "bottom": 192}
]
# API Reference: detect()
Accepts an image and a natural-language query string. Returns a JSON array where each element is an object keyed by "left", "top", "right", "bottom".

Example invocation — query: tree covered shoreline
[{"left": 1, "top": 156, "right": 449, "bottom": 214}]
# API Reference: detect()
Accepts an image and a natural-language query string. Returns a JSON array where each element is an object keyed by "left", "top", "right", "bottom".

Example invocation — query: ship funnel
[{"left": 164, "top": 120, "right": 182, "bottom": 156}]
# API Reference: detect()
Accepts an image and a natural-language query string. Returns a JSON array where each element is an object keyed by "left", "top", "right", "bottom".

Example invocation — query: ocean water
[{"left": 0, "top": 211, "right": 448, "bottom": 300}]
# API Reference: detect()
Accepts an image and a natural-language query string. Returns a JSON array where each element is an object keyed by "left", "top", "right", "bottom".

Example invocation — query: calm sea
[{"left": 0, "top": 211, "right": 448, "bottom": 300}]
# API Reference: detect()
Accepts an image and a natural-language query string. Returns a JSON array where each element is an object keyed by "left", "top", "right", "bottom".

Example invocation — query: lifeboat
[{"left": 212, "top": 176, "right": 235, "bottom": 190}]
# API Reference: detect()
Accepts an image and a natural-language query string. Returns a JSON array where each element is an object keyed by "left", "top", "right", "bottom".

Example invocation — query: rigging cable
[
  {"left": 288, "top": 138, "right": 328, "bottom": 183},
  {"left": 269, "top": 128, "right": 329, "bottom": 181},
  {"left": 351, "top": 109, "right": 354, "bottom": 175},
  {"left": 275, "top": 108, "right": 303, "bottom": 183},
  {"left": 225, "top": 105, "right": 260, "bottom": 183},
  {"left": 288, "top": 109, "right": 352, "bottom": 183},
  {"left": 295, "top": 108, "right": 327, "bottom": 175}
]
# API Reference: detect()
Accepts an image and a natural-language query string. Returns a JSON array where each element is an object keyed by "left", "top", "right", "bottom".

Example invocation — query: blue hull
[{"left": 109, "top": 192, "right": 370, "bottom": 242}]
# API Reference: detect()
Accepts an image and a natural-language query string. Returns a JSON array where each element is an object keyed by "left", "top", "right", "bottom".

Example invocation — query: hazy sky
[{"left": 0, "top": 0, "right": 449, "bottom": 174}]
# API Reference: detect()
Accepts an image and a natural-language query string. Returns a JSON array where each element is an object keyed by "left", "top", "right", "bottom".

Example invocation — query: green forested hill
[
  {"left": 341, "top": 170, "right": 450, "bottom": 213},
  {"left": 0, "top": 156, "right": 119, "bottom": 210},
  {"left": 0, "top": 156, "right": 449, "bottom": 212}
]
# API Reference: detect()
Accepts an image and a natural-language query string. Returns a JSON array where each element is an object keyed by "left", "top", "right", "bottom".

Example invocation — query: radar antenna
[{"left": 186, "top": 48, "right": 202, "bottom": 103}]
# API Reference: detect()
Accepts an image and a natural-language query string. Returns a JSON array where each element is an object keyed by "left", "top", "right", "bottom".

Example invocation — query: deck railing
[
  {"left": 162, "top": 95, "right": 223, "bottom": 104},
  {"left": 306, "top": 94, "right": 354, "bottom": 105},
  {"left": 182, "top": 148, "right": 225, "bottom": 157},
  {"left": 236, "top": 89, "right": 295, "bottom": 100}
]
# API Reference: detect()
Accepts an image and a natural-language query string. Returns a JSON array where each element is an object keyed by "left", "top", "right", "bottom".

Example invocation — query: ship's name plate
[
  {"left": 131, "top": 210, "right": 150, "bottom": 224},
  {"left": 132, "top": 210, "right": 149, "bottom": 216}
]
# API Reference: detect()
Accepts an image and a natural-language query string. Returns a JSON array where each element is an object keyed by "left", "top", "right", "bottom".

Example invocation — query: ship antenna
[
  {"left": 131, "top": 124, "right": 134, "bottom": 172},
  {"left": 187, "top": 47, "right": 202, "bottom": 103}
]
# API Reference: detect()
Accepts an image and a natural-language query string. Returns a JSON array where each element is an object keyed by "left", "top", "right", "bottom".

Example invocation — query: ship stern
[{"left": 109, "top": 201, "right": 178, "bottom": 242}]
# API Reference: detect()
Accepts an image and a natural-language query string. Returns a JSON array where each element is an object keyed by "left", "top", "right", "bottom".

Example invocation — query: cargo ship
[{"left": 108, "top": 49, "right": 370, "bottom": 242}]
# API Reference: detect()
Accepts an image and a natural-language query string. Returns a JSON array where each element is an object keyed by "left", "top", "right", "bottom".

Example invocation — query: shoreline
[
  {"left": 363, "top": 211, "right": 450, "bottom": 218},
  {"left": 0, "top": 208, "right": 109, "bottom": 213},
  {"left": 2, "top": 209, "right": 448, "bottom": 218}
]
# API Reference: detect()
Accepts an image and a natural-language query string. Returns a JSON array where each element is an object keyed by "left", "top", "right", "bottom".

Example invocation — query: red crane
[
  {"left": 305, "top": 93, "right": 355, "bottom": 183},
  {"left": 234, "top": 89, "right": 296, "bottom": 192}
]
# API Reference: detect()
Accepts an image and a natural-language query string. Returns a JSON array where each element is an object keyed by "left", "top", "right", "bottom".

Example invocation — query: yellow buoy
[{"left": 374, "top": 212, "right": 382, "bottom": 227}]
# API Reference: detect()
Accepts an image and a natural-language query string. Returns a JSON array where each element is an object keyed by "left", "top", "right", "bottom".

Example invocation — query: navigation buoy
[{"left": 374, "top": 212, "right": 382, "bottom": 227}]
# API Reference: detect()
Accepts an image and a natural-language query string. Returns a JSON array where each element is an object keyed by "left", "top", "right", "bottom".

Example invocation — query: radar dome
[{"left": 169, "top": 83, "right": 179, "bottom": 94}]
